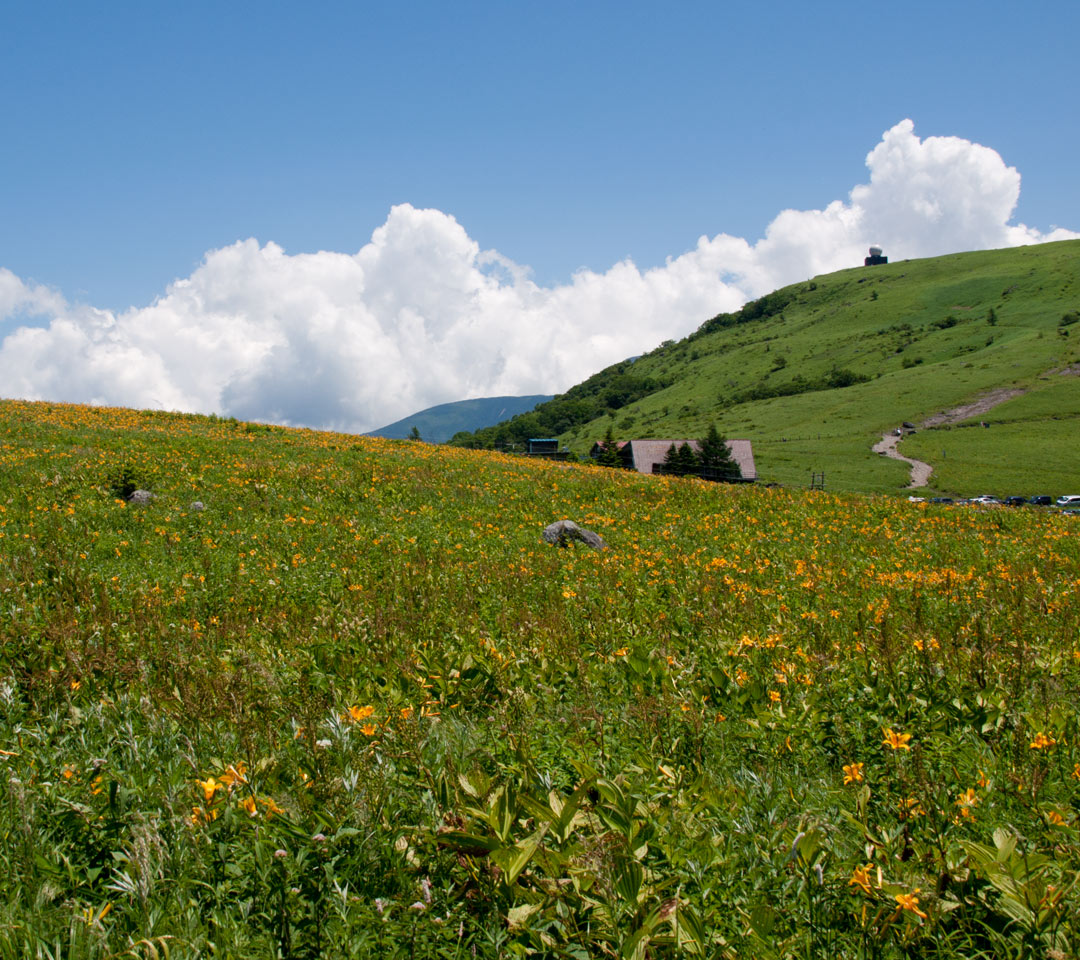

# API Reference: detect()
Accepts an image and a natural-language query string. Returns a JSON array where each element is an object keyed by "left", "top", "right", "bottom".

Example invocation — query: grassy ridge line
[
  {"left": 456, "top": 241, "right": 1080, "bottom": 494},
  {"left": 1, "top": 398, "right": 1079, "bottom": 956}
]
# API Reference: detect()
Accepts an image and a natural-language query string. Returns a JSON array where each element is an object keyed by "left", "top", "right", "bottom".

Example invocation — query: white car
[{"left": 1056, "top": 495, "right": 1080, "bottom": 507}]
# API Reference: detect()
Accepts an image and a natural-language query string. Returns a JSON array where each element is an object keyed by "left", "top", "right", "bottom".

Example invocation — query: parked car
[
  {"left": 970, "top": 495, "right": 1002, "bottom": 505},
  {"left": 1062, "top": 509, "right": 1080, "bottom": 518},
  {"left": 1029, "top": 495, "right": 1053, "bottom": 506},
  {"left": 1055, "top": 495, "right": 1080, "bottom": 507},
  {"left": 1004, "top": 496, "right": 1028, "bottom": 507},
  {"left": 929, "top": 497, "right": 954, "bottom": 505}
]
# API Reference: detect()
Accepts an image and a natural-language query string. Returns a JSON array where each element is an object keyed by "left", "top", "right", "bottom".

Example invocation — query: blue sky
[
  {"left": 4, "top": 0, "right": 1076, "bottom": 309},
  {"left": 1, "top": 1, "right": 1077, "bottom": 430}
]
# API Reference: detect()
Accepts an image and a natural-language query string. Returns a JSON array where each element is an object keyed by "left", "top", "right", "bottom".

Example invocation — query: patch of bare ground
[{"left": 921, "top": 388, "right": 1026, "bottom": 428}]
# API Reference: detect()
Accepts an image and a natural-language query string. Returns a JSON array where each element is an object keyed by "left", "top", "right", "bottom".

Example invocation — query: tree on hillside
[
  {"left": 596, "top": 425, "right": 624, "bottom": 468},
  {"left": 699, "top": 424, "right": 741, "bottom": 480},
  {"left": 408, "top": 425, "right": 422, "bottom": 441}
]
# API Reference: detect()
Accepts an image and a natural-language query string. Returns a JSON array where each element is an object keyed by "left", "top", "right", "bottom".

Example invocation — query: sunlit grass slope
[
  {"left": 1, "top": 399, "right": 1079, "bottom": 958},
  {"left": 554, "top": 240, "right": 1080, "bottom": 494}
]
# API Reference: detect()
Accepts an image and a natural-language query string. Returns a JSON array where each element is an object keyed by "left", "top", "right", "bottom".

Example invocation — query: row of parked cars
[{"left": 911, "top": 494, "right": 1080, "bottom": 513}]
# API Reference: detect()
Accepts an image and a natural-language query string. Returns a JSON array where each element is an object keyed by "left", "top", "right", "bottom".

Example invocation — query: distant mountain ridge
[{"left": 367, "top": 395, "right": 553, "bottom": 444}]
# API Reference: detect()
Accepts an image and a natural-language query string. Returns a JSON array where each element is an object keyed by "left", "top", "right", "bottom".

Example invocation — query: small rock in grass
[
  {"left": 128, "top": 489, "right": 155, "bottom": 505},
  {"left": 543, "top": 519, "right": 609, "bottom": 551}
]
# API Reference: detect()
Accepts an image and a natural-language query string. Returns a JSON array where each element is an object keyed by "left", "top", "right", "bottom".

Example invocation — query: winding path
[
  {"left": 872, "top": 433, "right": 934, "bottom": 488},
  {"left": 872, "top": 388, "right": 1026, "bottom": 490}
]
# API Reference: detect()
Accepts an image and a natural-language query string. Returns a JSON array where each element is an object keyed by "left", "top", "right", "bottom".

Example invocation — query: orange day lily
[
  {"left": 219, "top": 763, "right": 248, "bottom": 789},
  {"left": 882, "top": 728, "right": 912, "bottom": 751},
  {"left": 198, "top": 777, "right": 221, "bottom": 802},
  {"left": 843, "top": 762, "right": 864, "bottom": 784},
  {"left": 894, "top": 890, "right": 927, "bottom": 919},
  {"left": 260, "top": 796, "right": 285, "bottom": 818},
  {"left": 955, "top": 788, "right": 978, "bottom": 809},
  {"left": 849, "top": 863, "right": 874, "bottom": 896}
]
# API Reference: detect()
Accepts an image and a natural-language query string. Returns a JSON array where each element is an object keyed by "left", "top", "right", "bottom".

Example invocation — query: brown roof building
[{"left": 590, "top": 438, "right": 756, "bottom": 480}]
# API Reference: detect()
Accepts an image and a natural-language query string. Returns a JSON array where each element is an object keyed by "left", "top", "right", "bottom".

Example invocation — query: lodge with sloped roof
[{"left": 588, "top": 438, "right": 756, "bottom": 482}]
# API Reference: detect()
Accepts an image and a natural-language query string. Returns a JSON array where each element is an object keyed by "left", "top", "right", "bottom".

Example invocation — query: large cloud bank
[{"left": 1, "top": 120, "right": 1075, "bottom": 433}]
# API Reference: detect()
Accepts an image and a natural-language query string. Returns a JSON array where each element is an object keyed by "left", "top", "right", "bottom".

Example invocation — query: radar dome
[{"left": 868, "top": 245, "right": 883, "bottom": 257}]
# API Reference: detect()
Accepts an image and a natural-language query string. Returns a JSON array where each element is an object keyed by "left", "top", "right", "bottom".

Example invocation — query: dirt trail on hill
[
  {"left": 921, "top": 388, "right": 1025, "bottom": 428},
  {"left": 873, "top": 433, "right": 934, "bottom": 488},
  {"left": 873, "top": 388, "right": 1026, "bottom": 489}
]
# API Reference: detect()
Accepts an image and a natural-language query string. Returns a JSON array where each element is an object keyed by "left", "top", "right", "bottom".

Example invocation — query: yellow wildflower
[
  {"left": 1029, "top": 731, "right": 1056, "bottom": 750},
  {"left": 899, "top": 796, "right": 925, "bottom": 817},
  {"left": 191, "top": 805, "right": 218, "bottom": 825},
  {"left": 360, "top": 722, "right": 377, "bottom": 736},
  {"left": 198, "top": 776, "right": 221, "bottom": 802},
  {"left": 955, "top": 788, "right": 978, "bottom": 809},
  {"left": 882, "top": 728, "right": 912, "bottom": 751},
  {"left": 843, "top": 762, "right": 864, "bottom": 784},
  {"left": 260, "top": 796, "right": 285, "bottom": 818},
  {"left": 219, "top": 763, "right": 248, "bottom": 789},
  {"left": 347, "top": 704, "right": 375, "bottom": 722},
  {"left": 895, "top": 890, "right": 927, "bottom": 919},
  {"left": 849, "top": 863, "right": 874, "bottom": 896},
  {"left": 241, "top": 795, "right": 258, "bottom": 817}
]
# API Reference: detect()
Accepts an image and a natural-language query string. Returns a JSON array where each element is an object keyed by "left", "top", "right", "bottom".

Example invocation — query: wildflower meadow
[{"left": 0, "top": 399, "right": 1077, "bottom": 958}]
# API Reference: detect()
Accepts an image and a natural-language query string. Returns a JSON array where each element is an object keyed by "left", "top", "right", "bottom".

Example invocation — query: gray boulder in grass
[
  {"left": 542, "top": 519, "right": 609, "bottom": 551},
  {"left": 128, "top": 490, "right": 155, "bottom": 505}
]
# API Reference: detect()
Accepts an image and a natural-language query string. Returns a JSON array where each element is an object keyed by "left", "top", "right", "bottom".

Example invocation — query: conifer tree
[
  {"left": 676, "top": 442, "right": 700, "bottom": 476},
  {"left": 597, "top": 425, "right": 624, "bottom": 468},
  {"left": 662, "top": 442, "right": 680, "bottom": 475},
  {"left": 699, "top": 423, "right": 740, "bottom": 480}
]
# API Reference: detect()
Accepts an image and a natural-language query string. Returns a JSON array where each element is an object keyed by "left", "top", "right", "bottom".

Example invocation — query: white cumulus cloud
[{"left": 0, "top": 120, "right": 1075, "bottom": 433}]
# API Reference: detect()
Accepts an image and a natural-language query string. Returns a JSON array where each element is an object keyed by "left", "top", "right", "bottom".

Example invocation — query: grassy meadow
[{"left": 1, "top": 398, "right": 1079, "bottom": 958}]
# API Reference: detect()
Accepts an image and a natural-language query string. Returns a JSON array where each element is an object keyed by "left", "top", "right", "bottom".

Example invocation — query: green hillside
[{"left": 453, "top": 241, "right": 1080, "bottom": 495}]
